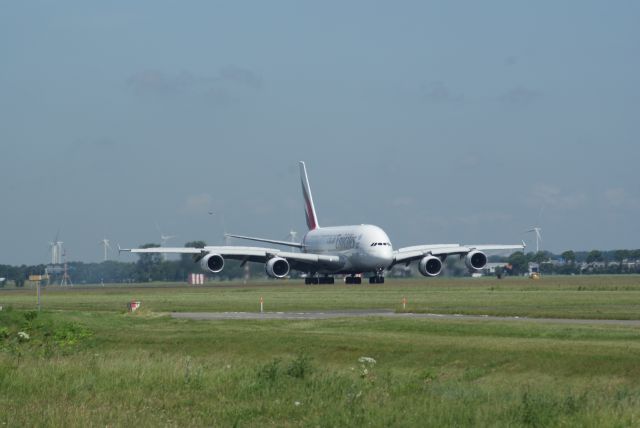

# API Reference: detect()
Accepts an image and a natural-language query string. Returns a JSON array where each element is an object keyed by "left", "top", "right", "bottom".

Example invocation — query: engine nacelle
[
  {"left": 418, "top": 256, "right": 443, "bottom": 277},
  {"left": 265, "top": 257, "right": 290, "bottom": 278},
  {"left": 465, "top": 250, "right": 487, "bottom": 271},
  {"left": 200, "top": 253, "right": 225, "bottom": 273}
]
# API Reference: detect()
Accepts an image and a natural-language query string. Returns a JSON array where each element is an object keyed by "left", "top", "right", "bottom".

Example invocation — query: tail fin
[{"left": 299, "top": 161, "right": 320, "bottom": 230}]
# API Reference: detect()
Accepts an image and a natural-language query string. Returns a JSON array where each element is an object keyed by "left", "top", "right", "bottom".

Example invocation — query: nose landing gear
[{"left": 345, "top": 275, "right": 362, "bottom": 285}]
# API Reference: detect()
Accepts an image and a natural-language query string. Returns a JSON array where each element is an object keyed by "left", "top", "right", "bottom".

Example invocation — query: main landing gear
[
  {"left": 369, "top": 276, "right": 385, "bottom": 284},
  {"left": 369, "top": 269, "right": 385, "bottom": 284},
  {"left": 305, "top": 276, "right": 335, "bottom": 285},
  {"left": 304, "top": 272, "right": 384, "bottom": 285}
]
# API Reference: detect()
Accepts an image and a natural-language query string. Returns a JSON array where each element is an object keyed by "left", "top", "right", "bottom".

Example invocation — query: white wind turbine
[
  {"left": 526, "top": 227, "right": 543, "bottom": 253},
  {"left": 155, "top": 222, "right": 177, "bottom": 260},
  {"left": 99, "top": 238, "right": 111, "bottom": 261},
  {"left": 49, "top": 231, "right": 63, "bottom": 265},
  {"left": 284, "top": 229, "right": 299, "bottom": 252},
  {"left": 48, "top": 241, "right": 58, "bottom": 265}
]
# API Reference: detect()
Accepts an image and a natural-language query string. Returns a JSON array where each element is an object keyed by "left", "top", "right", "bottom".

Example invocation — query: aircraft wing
[
  {"left": 120, "top": 245, "right": 343, "bottom": 271},
  {"left": 225, "top": 233, "right": 304, "bottom": 249},
  {"left": 393, "top": 243, "right": 525, "bottom": 265},
  {"left": 122, "top": 247, "right": 204, "bottom": 254}
]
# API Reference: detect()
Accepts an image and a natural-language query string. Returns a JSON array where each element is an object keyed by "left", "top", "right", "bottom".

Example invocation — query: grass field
[{"left": 2, "top": 275, "right": 640, "bottom": 426}]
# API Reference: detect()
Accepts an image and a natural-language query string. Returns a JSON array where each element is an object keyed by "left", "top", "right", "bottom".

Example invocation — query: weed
[
  {"left": 286, "top": 353, "right": 312, "bottom": 379},
  {"left": 23, "top": 310, "right": 38, "bottom": 323},
  {"left": 183, "top": 356, "right": 204, "bottom": 387},
  {"left": 562, "top": 392, "right": 587, "bottom": 414},
  {"left": 515, "top": 389, "right": 560, "bottom": 427},
  {"left": 256, "top": 358, "right": 281, "bottom": 383},
  {"left": 422, "top": 368, "right": 438, "bottom": 384}
]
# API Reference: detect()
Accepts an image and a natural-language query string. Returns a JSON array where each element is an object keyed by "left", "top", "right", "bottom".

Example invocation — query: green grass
[
  {"left": 3, "top": 275, "right": 640, "bottom": 319},
  {"left": 2, "top": 276, "right": 640, "bottom": 426}
]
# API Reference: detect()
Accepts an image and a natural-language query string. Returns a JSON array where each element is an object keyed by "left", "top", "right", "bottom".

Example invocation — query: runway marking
[{"left": 170, "top": 311, "right": 640, "bottom": 326}]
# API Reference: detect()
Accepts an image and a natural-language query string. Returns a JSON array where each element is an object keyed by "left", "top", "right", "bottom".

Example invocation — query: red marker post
[{"left": 402, "top": 296, "right": 407, "bottom": 311}]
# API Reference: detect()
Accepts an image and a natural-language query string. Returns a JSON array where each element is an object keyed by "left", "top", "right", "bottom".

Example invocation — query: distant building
[
  {"left": 482, "top": 263, "right": 509, "bottom": 275},
  {"left": 528, "top": 262, "right": 540, "bottom": 279}
]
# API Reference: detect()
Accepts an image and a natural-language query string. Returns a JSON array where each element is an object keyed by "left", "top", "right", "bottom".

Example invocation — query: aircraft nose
[{"left": 369, "top": 247, "right": 393, "bottom": 267}]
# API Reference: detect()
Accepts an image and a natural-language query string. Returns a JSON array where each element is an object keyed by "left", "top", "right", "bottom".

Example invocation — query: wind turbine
[
  {"left": 526, "top": 227, "right": 543, "bottom": 253},
  {"left": 209, "top": 210, "right": 229, "bottom": 245},
  {"left": 49, "top": 231, "right": 63, "bottom": 265},
  {"left": 155, "top": 222, "right": 177, "bottom": 260},
  {"left": 99, "top": 238, "right": 111, "bottom": 261},
  {"left": 48, "top": 241, "right": 58, "bottom": 265},
  {"left": 287, "top": 229, "right": 298, "bottom": 243}
]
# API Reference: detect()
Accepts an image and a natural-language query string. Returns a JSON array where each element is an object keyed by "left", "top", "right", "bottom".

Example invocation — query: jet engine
[
  {"left": 265, "top": 257, "right": 290, "bottom": 278},
  {"left": 465, "top": 250, "right": 487, "bottom": 271},
  {"left": 200, "top": 253, "right": 225, "bottom": 273},
  {"left": 418, "top": 255, "right": 443, "bottom": 277}
]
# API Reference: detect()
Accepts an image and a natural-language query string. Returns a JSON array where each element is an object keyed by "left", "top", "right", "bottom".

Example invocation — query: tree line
[
  {"left": 497, "top": 249, "right": 640, "bottom": 277},
  {"left": 0, "top": 241, "right": 245, "bottom": 286},
  {"left": 1, "top": 244, "right": 640, "bottom": 287}
]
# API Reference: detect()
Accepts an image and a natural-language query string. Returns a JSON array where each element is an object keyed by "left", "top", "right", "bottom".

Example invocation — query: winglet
[
  {"left": 522, "top": 240, "right": 527, "bottom": 250},
  {"left": 299, "top": 161, "right": 320, "bottom": 230},
  {"left": 117, "top": 244, "right": 130, "bottom": 253}
]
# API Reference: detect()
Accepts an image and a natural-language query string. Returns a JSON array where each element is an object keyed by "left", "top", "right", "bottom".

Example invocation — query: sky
[{"left": 1, "top": 1, "right": 639, "bottom": 265}]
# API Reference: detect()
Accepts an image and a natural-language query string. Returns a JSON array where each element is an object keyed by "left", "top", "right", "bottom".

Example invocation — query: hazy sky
[{"left": 1, "top": 1, "right": 639, "bottom": 265}]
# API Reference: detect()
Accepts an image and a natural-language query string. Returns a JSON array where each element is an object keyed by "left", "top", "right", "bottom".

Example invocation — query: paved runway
[{"left": 171, "top": 310, "right": 640, "bottom": 326}]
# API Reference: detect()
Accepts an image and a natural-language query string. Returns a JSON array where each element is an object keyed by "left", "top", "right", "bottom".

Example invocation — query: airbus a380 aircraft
[{"left": 122, "top": 162, "right": 524, "bottom": 284}]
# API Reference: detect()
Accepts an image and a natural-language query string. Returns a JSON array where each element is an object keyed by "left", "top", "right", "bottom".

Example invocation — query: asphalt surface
[{"left": 171, "top": 310, "right": 640, "bottom": 326}]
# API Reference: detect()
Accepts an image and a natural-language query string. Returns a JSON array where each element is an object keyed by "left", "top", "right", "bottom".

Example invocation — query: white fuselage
[{"left": 302, "top": 224, "right": 393, "bottom": 274}]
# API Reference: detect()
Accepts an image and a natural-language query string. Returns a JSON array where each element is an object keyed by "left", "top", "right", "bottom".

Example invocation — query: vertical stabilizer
[{"left": 299, "top": 161, "right": 320, "bottom": 230}]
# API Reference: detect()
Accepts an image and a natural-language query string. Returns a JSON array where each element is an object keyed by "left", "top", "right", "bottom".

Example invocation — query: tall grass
[
  {"left": 3, "top": 307, "right": 640, "bottom": 426},
  {"left": 3, "top": 348, "right": 640, "bottom": 426}
]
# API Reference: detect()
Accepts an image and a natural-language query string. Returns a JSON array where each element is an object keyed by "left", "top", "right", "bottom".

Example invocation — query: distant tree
[
  {"left": 614, "top": 250, "right": 630, "bottom": 272},
  {"left": 531, "top": 251, "right": 548, "bottom": 264},
  {"left": 561, "top": 250, "right": 576, "bottom": 264},
  {"left": 180, "top": 241, "right": 206, "bottom": 264},
  {"left": 136, "top": 243, "right": 162, "bottom": 282},
  {"left": 507, "top": 252, "right": 528, "bottom": 276},
  {"left": 178, "top": 241, "right": 207, "bottom": 280},
  {"left": 586, "top": 250, "right": 603, "bottom": 264}
]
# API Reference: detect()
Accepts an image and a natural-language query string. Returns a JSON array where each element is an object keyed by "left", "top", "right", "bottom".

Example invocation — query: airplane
[{"left": 120, "top": 162, "right": 524, "bottom": 284}]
